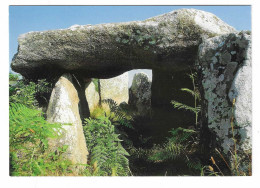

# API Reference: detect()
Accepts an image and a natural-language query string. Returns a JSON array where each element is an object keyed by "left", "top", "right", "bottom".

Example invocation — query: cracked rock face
[
  {"left": 197, "top": 31, "right": 251, "bottom": 154},
  {"left": 11, "top": 9, "right": 236, "bottom": 79}
]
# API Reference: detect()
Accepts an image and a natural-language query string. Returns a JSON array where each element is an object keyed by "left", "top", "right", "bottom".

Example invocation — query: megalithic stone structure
[{"left": 11, "top": 9, "right": 251, "bottom": 165}]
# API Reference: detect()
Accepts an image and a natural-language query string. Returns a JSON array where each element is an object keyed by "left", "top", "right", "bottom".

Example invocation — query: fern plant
[
  {"left": 9, "top": 103, "right": 73, "bottom": 176},
  {"left": 34, "top": 79, "right": 53, "bottom": 106},
  {"left": 83, "top": 116, "right": 131, "bottom": 176},
  {"left": 151, "top": 128, "right": 197, "bottom": 161},
  {"left": 9, "top": 78, "right": 53, "bottom": 108},
  {"left": 9, "top": 103, "right": 63, "bottom": 148},
  {"left": 171, "top": 72, "right": 201, "bottom": 128},
  {"left": 128, "top": 127, "right": 201, "bottom": 174},
  {"left": 102, "top": 99, "right": 134, "bottom": 129},
  {"left": 9, "top": 81, "right": 38, "bottom": 108}
]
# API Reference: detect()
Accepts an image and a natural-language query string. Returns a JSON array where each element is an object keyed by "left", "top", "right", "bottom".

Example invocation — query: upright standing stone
[
  {"left": 129, "top": 72, "right": 151, "bottom": 116},
  {"left": 197, "top": 32, "right": 251, "bottom": 156},
  {"left": 100, "top": 72, "right": 129, "bottom": 105},
  {"left": 228, "top": 34, "right": 252, "bottom": 151},
  {"left": 46, "top": 73, "right": 88, "bottom": 167},
  {"left": 85, "top": 81, "right": 100, "bottom": 114}
]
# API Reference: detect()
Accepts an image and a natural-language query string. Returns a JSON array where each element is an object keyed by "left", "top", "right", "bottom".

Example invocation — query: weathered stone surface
[
  {"left": 85, "top": 81, "right": 100, "bottom": 114},
  {"left": 46, "top": 73, "right": 88, "bottom": 166},
  {"left": 11, "top": 9, "right": 236, "bottom": 79},
  {"left": 129, "top": 72, "right": 151, "bottom": 116},
  {"left": 100, "top": 72, "right": 129, "bottom": 105},
  {"left": 197, "top": 31, "right": 251, "bottom": 154},
  {"left": 228, "top": 34, "right": 252, "bottom": 151}
]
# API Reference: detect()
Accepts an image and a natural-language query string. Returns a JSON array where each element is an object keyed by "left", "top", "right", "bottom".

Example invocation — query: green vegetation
[
  {"left": 9, "top": 76, "right": 53, "bottom": 108},
  {"left": 102, "top": 99, "right": 134, "bottom": 129},
  {"left": 10, "top": 81, "right": 38, "bottom": 108},
  {"left": 9, "top": 75, "right": 75, "bottom": 176},
  {"left": 171, "top": 72, "right": 201, "bottom": 128},
  {"left": 89, "top": 97, "right": 202, "bottom": 175},
  {"left": 90, "top": 105, "right": 109, "bottom": 119},
  {"left": 9, "top": 73, "right": 20, "bottom": 81},
  {"left": 9, "top": 72, "right": 251, "bottom": 176},
  {"left": 85, "top": 100, "right": 135, "bottom": 176},
  {"left": 83, "top": 116, "right": 131, "bottom": 176},
  {"left": 9, "top": 103, "right": 73, "bottom": 176},
  {"left": 9, "top": 76, "right": 132, "bottom": 176},
  {"left": 115, "top": 26, "right": 159, "bottom": 51},
  {"left": 126, "top": 126, "right": 202, "bottom": 176},
  {"left": 8, "top": 73, "right": 203, "bottom": 176}
]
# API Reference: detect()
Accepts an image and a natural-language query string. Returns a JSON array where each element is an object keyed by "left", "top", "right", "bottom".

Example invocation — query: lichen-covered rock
[
  {"left": 11, "top": 9, "right": 236, "bottom": 79},
  {"left": 100, "top": 72, "right": 129, "bottom": 105},
  {"left": 129, "top": 72, "right": 151, "bottom": 116},
  {"left": 46, "top": 73, "right": 88, "bottom": 168},
  {"left": 228, "top": 34, "right": 252, "bottom": 151},
  {"left": 85, "top": 81, "right": 100, "bottom": 114},
  {"left": 197, "top": 31, "right": 251, "bottom": 154}
]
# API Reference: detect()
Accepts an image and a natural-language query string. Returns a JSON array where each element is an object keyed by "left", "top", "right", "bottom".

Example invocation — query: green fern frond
[
  {"left": 180, "top": 88, "right": 196, "bottom": 96},
  {"left": 9, "top": 103, "right": 72, "bottom": 176},
  {"left": 180, "top": 88, "right": 201, "bottom": 100},
  {"left": 102, "top": 99, "right": 134, "bottom": 129},
  {"left": 10, "top": 103, "right": 63, "bottom": 146},
  {"left": 83, "top": 116, "right": 130, "bottom": 176},
  {"left": 102, "top": 99, "right": 118, "bottom": 112},
  {"left": 171, "top": 100, "right": 198, "bottom": 113},
  {"left": 168, "top": 127, "right": 197, "bottom": 144},
  {"left": 186, "top": 159, "right": 203, "bottom": 170}
]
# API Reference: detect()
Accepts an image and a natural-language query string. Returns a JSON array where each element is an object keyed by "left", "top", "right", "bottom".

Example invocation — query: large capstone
[
  {"left": 11, "top": 9, "right": 236, "bottom": 80},
  {"left": 129, "top": 72, "right": 151, "bottom": 116},
  {"left": 46, "top": 73, "right": 88, "bottom": 167},
  {"left": 197, "top": 31, "right": 251, "bottom": 155}
]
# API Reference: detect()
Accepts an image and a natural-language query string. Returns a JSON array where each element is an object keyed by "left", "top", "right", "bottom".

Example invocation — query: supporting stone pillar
[
  {"left": 85, "top": 81, "right": 100, "bottom": 115},
  {"left": 100, "top": 72, "right": 129, "bottom": 105},
  {"left": 46, "top": 73, "right": 88, "bottom": 167},
  {"left": 129, "top": 72, "right": 151, "bottom": 117},
  {"left": 197, "top": 32, "right": 251, "bottom": 159}
]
